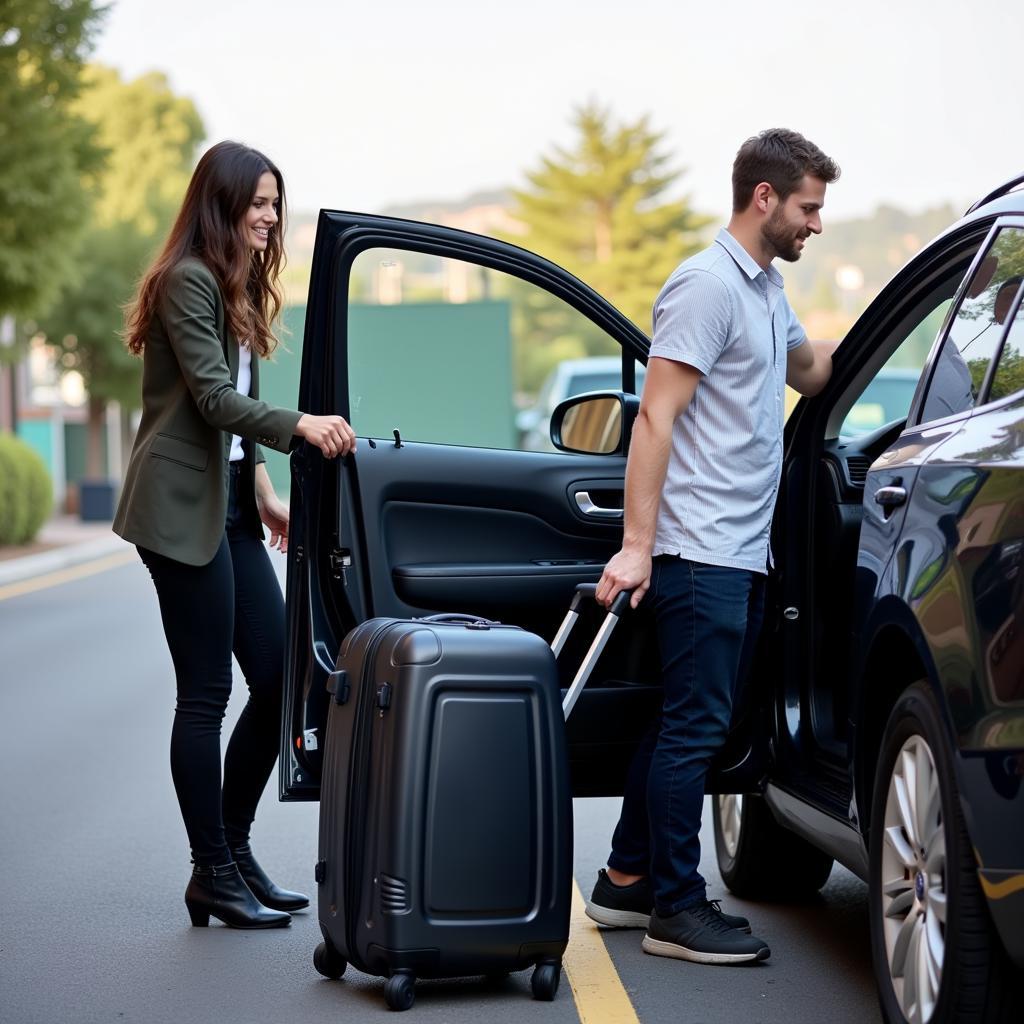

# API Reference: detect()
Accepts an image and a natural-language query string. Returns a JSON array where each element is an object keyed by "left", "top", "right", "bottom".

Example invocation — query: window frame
[
  {"left": 914, "top": 217, "right": 1024, "bottom": 428},
  {"left": 821, "top": 225, "right": 988, "bottom": 440},
  {"left": 331, "top": 229, "right": 646, "bottom": 404},
  {"left": 976, "top": 218, "right": 1024, "bottom": 408},
  {"left": 338, "top": 236, "right": 647, "bottom": 451}
]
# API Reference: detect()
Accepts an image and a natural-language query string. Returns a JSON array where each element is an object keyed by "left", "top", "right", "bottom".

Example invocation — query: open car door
[{"left": 279, "top": 212, "right": 769, "bottom": 800}]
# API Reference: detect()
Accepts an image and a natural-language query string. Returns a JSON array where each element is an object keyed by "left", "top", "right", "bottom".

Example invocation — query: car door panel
[
  {"left": 342, "top": 429, "right": 667, "bottom": 798},
  {"left": 281, "top": 210, "right": 769, "bottom": 802},
  {"left": 351, "top": 442, "right": 626, "bottom": 622}
]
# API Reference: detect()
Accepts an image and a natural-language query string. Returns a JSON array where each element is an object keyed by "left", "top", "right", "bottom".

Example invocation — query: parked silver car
[{"left": 516, "top": 357, "right": 646, "bottom": 451}]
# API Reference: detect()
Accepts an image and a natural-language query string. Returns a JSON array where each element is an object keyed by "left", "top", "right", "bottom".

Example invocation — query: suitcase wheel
[
  {"left": 530, "top": 961, "right": 561, "bottom": 1002},
  {"left": 313, "top": 941, "right": 347, "bottom": 980},
  {"left": 384, "top": 971, "right": 416, "bottom": 1012}
]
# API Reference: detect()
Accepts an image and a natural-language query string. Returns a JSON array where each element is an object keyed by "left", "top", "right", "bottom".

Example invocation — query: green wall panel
[
  {"left": 17, "top": 420, "right": 53, "bottom": 476},
  {"left": 348, "top": 300, "right": 514, "bottom": 448},
  {"left": 63, "top": 422, "right": 107, "bottom": 484},
  {"left": 258, "top": 301, "right": 514, "bottom": 497},
  {"left": 256, "top": 305, "right": 307, "bottom": 496}
]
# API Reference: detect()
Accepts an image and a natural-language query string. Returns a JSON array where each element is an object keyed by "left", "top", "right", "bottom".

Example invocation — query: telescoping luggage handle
[{"left": 555, "top": 583, "right": 633, "bottom": 721}]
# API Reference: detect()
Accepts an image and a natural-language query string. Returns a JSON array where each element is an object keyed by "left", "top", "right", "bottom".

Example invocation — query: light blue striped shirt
[{"left": 649, "top": 228, "right": 807, "bottom": 574}]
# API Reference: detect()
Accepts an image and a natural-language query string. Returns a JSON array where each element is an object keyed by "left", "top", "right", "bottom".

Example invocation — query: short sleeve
[
  {"left": 649, "top": 270, "right": 733, "bottom": 375},
  {"left": 783, "top": 295, "right": 807, "bottom": 351}
]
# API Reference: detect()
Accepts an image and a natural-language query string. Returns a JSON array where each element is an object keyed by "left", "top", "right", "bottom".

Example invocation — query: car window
[
  {"left": 346, "top": 247, "right": 624, "bottom": 451},
  {"left": 839, "top": 295, "right": 955, "bottom": 437},
  {"left": 989, "top": 280, "right": 1024, "bottom": 402},
  {"left": 920, "top": 227, "right": 1024, "bottom": 423}
]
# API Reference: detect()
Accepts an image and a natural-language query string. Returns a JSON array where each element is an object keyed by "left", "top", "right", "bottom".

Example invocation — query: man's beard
[{"left": 762, "top": 209, "right": 806, "bottom": 262}]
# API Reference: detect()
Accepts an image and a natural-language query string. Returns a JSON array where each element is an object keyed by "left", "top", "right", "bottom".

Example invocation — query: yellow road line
[
  {"left": 564, "top": 879, "right": 640, "bottom": 1024},
  {"left": 0, "top": 550, "right": 138, "bottom": 602}
]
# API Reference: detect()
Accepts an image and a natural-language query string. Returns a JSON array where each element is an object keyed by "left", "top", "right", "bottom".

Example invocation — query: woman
[{"left": 114, "top": 141, "right": 355, "bottom": 929}]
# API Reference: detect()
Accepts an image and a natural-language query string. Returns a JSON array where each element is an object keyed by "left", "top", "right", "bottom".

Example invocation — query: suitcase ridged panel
[{"left": 380, "top": 873, "right": 410, "bottom": 915}]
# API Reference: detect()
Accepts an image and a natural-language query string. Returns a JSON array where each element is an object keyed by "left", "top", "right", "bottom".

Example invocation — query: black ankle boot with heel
[
  {"left": 229, "top": 843, "right": 310, "bottom": 912},
  {"left": 184, "top": 862, "right": 291, "bottom": 929}
]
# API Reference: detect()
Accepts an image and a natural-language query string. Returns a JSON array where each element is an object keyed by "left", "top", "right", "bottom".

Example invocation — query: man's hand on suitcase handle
[
  {"left": 595, "top": 548, "right": 650, "bottom": 611},
  {"left": 576, "top": 582, "right": 635, "bottom": 617}
]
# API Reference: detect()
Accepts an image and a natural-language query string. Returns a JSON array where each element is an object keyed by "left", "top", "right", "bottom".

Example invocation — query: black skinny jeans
[{"left": 138, "top": 462, "right": 285, "bottom": 867}]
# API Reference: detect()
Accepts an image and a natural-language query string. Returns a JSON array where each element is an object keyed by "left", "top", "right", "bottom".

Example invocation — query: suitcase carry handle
[
  {"left": 555, "top": 582, "right": 634, "bottom": 721},
  {"left": 417, "top": 613, "right": 500, "bottom": 626}
]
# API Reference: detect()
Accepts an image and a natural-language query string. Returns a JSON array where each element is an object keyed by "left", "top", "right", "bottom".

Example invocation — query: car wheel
[
  {"left": 712, "top": 791, "right": 834, "bottom": 899},
  {"left": 868, "top": 681, "right": 1019, "bottom": 1024}
]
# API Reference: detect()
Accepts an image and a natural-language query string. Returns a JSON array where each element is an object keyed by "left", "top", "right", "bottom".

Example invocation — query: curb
[{"left": 0, "top": 535, "right": 133, "bottom": 587}]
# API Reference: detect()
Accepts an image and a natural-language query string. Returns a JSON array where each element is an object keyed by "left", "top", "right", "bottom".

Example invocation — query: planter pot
[{"left": 78, "top": 479, "right": 116, "bottom": 522}]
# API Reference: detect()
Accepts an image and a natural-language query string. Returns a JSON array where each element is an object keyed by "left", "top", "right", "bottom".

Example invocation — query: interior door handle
[
  {"left": 574, "top": 491, "right": 623, "bottom": 518},
  {"left": 874, "top": 486, "right": 907, "bottom": 509}
]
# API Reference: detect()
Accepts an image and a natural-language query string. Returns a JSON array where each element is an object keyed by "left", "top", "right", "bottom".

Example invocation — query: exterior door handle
[
  {"left": 874, "top": 486, "right": 907, "bottom": 509},
  {"left": 574, "top": 491, "right": 623, "bottom": 518}
]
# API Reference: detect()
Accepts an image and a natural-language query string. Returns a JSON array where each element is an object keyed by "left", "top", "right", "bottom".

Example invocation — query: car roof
[
  {"left": 964, "top": 174, "right": 1024, "bottom": 216},
  {"left": 943, "top": 179, "right": 1024, "bottom": 239}
]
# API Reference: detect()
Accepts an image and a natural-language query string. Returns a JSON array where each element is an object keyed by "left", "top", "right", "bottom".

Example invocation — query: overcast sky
[{"left": 93, "top": 0, "right": 1021, "bottom": 223}]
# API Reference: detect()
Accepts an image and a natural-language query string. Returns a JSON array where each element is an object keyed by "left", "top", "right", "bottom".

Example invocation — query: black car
[{"left": 280, "top": 175, "right": 1024, "bottom": 1024}]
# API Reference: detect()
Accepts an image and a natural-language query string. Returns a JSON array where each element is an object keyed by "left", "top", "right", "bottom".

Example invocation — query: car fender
[{"left": 850, "top": 594, "right": 957, "bottom": 833}]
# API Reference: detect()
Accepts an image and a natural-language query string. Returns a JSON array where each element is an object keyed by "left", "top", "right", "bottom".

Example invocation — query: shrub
[{"left": 0, "top": 433, "right": 53, "bottom": 546}]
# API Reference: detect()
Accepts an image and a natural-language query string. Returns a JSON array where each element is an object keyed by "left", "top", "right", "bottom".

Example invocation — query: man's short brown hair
[{"left": 732, "top": 129, "right": 840, "bottom": 212}]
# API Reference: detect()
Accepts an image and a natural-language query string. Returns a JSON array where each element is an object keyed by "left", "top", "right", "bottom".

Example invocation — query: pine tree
[{"left": 508, "top": 102, "right": 711, "bottom": 392}]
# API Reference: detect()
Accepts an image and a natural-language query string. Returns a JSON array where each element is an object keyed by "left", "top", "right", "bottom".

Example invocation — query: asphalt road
[{"left": 0, "top": 552, "right": 881, "bottom": 1024}]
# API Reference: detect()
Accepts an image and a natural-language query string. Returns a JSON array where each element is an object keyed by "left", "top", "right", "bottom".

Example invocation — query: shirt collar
[{"left": 715, "top": 228, "right": 784, "bottom": 288}]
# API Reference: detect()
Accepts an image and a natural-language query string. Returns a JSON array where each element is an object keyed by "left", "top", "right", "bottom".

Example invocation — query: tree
[
  {"left": 507, "top": 102, "right": 711, "bottom": 392},
  {"left": 38, "top": 64, "right": 204, "bottom": 476},
  {"left": 0, "top": 0, "right": 105, "bottom": 330},
  {"left": 73, "top": 64, "right": 205, "bottom": 234}
]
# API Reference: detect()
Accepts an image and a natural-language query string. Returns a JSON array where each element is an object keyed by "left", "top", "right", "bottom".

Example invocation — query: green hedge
[{"left": 0, "top": 432, "right": 53, "bottom": 546}]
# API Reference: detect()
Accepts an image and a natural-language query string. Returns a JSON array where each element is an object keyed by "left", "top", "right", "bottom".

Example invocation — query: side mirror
[{"left": 550, "top": 391, "right": 640, "bottom": 456}]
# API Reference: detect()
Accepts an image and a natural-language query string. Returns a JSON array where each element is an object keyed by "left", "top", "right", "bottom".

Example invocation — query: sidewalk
[{"left": 0, "top": 516, "right": 132, "bottom": 587}]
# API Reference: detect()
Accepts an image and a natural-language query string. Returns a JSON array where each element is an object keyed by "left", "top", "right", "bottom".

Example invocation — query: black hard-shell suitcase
[{"left": 313, "top": 586, "right": 630, "bottom": 1011}]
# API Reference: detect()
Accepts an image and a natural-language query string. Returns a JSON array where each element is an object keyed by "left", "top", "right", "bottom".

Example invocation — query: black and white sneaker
[
  {"left": 585, "top": 869, "right": 652, "bottom": 928},
  {"left": 642, "top": 901, "right": 770, "bottom": 965},
  {"left": 585, "top": 871, "right": 751, "bottom": 933}
]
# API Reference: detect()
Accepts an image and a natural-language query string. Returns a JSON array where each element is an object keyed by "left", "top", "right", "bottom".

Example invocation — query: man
[{"left": 585, "top": 129, "right": 840, "bottom": 964}]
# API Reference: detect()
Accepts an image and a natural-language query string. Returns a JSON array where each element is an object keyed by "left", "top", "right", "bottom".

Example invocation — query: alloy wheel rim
[
  {"left": 880, "top": 735, "right": 947, "bottom": 1024},
  {"left": 717, "top": 793, "right": 744, "bottom": 859}
]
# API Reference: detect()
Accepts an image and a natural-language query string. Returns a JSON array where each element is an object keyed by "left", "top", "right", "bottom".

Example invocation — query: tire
[
  {"left": 312, "top": 941, "right": 347, "bottom": 980},
  {"left": 384, "top": 972, "right": 416, "bottom": 1012},
  {"left": 712, "top": 791, "right": 834, "bottom": 899},
  {"left": 868, "top": 681, "right": 1020, "bottom": 1024},
  {"left": 531, "top": 962, "right": 561, "bottom": 1001}
]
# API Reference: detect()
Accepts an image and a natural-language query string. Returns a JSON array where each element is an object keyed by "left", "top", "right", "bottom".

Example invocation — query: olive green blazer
[{"left": 113, "top": 257, "right": 302, "bottom": 566}]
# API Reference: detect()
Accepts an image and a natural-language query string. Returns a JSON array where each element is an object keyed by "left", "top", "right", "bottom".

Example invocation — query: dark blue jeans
[{"left": 607, "top": 555, "right": 765, "bottom": 915}]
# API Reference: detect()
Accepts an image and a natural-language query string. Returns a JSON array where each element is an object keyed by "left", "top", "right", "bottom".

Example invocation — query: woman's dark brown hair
[{"left": 124, "top": 141, "right": 286, "bottom": 358}]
